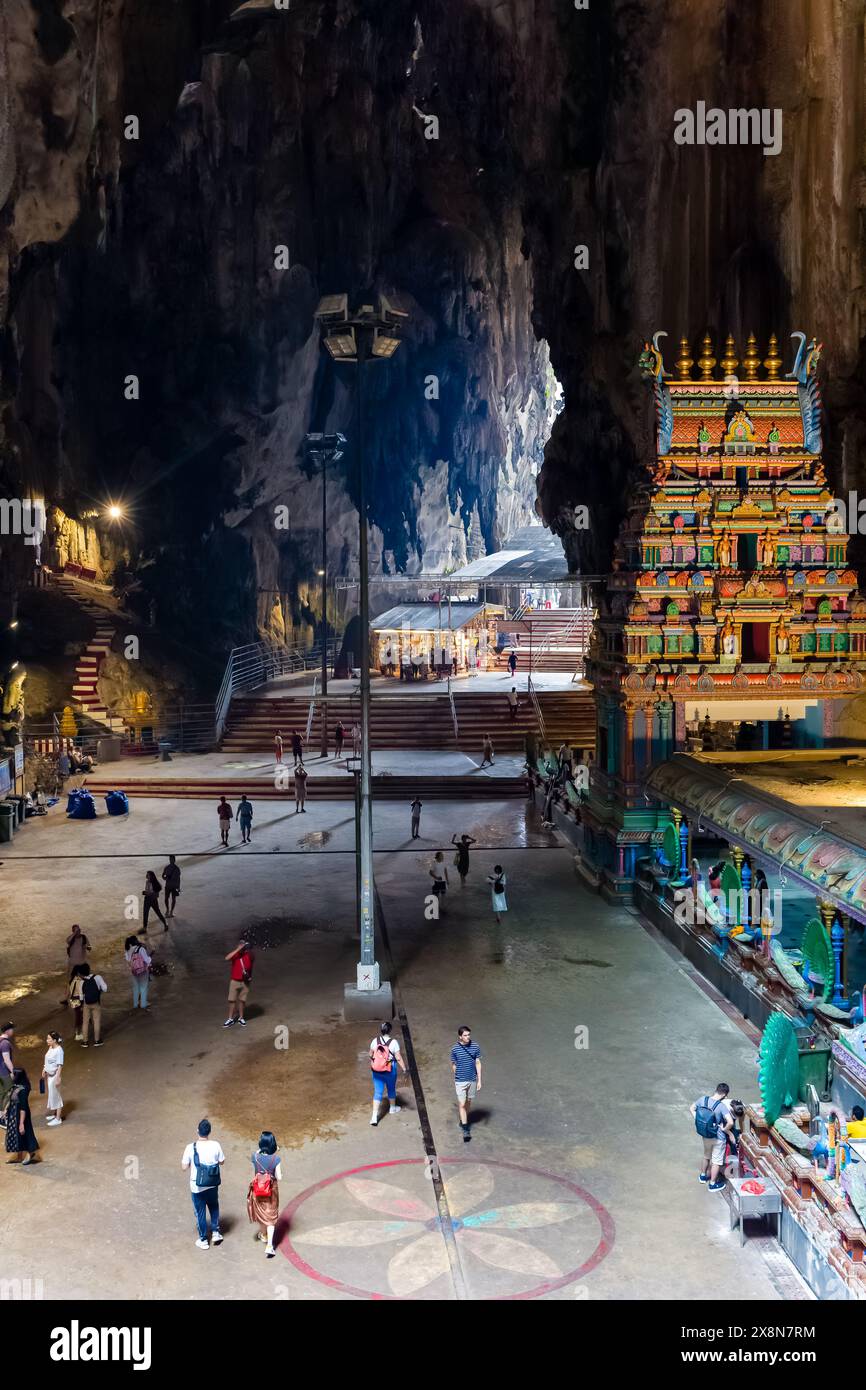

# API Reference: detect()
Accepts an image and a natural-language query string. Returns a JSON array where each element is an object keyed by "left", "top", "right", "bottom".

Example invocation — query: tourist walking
[
  {"left": 67, "top": 964, "right": 87, "bottom": 1040},
  {"left": 351, "top": 723, "right": 361, "bottom": 757},
  {"left": 294, "top": 761, "right": 308, "bottom": 813},
  {"left": 247, "top": 1131, "right": 282, "bottom": 1256},
  {"left": 217, "top": 795, "right": 233, "bottom": 846},
  {"left": 487, "top": 865, "right": 508, "bottom": 923},
  {"left": 429, "top": 851, "right": 449, "bottom": 914},
  {"left": 181, "top": 1119, "right": 225, "bottom": 1249},
  {"left": 65, "top": 924, "right": 90, "bottom": 983},
  {"left": 451, "top": 832, "right": 477, "bottom": 886},
  {"left": 224, "top": 939, "right": 254, "bottom": 1027},
  {"left": 42, "top": 1032, "right": 64, "bottom": 1126},
  {"left": 480, "top": 733, "right": 495, "bottom": 768},
  {"left": 142, "top": 870, "right": 168, "bottom": 930},
  {"left": 5, "top": 1069, "right": 38, "bottom": 1165},
  {"left": 238, "top": 794, "right": 254, "bottom": 843},
  {"left": 80, "top": 967, "right": 108, "bottom": 1047},
  {"left": 0, "top": 1022, "right": 15, "bottom": 1110},
  {"left": 690, "top": 1083, "right": 733, "bottom": 1192},
  {"left": 507, "top": 649, "right": 517, "bottom": 677},
  {"left": 507, "top": 687, "right": 520, "bottom": 720},
  {"left": 451, "top": 1027, "right": 482, "bottom": 1143},
  {"left": 334, "top": 720, "right": 345, "bottom": 758},
  {"left": 369, "top": 1022, "right": 407, "bottom": 1125},
  {"left": 162, "top": 855, "right": 181, "bottom": 916},
  {"left": 410, "top": 795, "right": 423, "bottom": 839},
  {"left": 125, "top": 935, "right": 152, "bottom": 1010},
  {"left": 274, "top": 730, "right": 283, "bottom": 764},
  {"left": 291, "top": 729, "right": 303, "bottom": 766}
]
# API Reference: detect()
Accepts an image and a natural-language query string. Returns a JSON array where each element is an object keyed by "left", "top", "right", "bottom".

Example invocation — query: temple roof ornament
[
  {"left": 788, "top": 331, "right": 823, "bottom": 453},
  {"left": 720, "top": 334, "right": 738, "bottom": 376},
  {"left": 763, "top": 333, "right": 782, "bottom": 379},
  {"left": 697, "top": 332, "right": 716, "bottom": 380},
  {"left": 742, "top": 333, "right": 761, "bottom": 380},
  {"left": 675, "top": 336, "right": 694, "bottom": 378}
]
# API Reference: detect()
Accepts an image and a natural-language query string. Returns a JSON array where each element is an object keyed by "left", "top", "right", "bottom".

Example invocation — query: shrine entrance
[{"left": 741, "top": 620, "right": 770, "bottom": 662}]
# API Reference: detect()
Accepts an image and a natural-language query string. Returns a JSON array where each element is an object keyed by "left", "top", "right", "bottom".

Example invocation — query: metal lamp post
[
  {"left": 314, "top": 295, "right": 407, "bottom": 1013},
  {"left": 303, "top": 433, "right": 346, "bottom": 758}
]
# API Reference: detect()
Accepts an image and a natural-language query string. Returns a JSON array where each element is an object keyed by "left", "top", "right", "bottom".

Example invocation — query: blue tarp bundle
[
  {"left": 104, "top": 790, "right": 129, "bottom": 816},
  {"left": 66, "top": 789, "right": 96, "bottom": 819}
]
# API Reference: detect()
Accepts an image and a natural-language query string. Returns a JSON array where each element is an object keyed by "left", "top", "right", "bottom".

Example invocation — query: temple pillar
[
  {"left": 622, "top": 704, "right": 636, "bottom": 782},
  {"left": 658, "top": 701, "right": 673, "bottom": 760},
  {"left": 643, "top": 703, "right": 654, "bottom": 769}
]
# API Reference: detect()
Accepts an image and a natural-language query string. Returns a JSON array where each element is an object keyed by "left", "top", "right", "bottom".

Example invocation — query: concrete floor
[
  {"left": 0, "top": 793, "right": 807, "bottom": 1300},
  {"left": 87, "top": 747, "right": 527, "bottom": 784}
]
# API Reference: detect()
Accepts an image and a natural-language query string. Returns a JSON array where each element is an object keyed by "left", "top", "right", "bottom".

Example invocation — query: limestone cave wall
[{"left": 1, "top": 0, "right": 866, "bottom": 672}]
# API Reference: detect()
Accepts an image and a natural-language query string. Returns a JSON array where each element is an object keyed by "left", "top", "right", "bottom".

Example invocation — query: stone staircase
[
  {"left": 55, "top": 575, "right": 125, "bottom": 735},
  {"left": 221, "top": 689, "right": 596, "bottom": 754},
  {"left": 496, "top": 607, "right": 593, "bottom": 673},
  {"left": 82, "top": 772, "right": 528, "bottom": 801}
]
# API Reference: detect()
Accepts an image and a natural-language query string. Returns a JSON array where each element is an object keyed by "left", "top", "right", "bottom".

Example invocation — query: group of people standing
[
  {"left": 1, "top": 1021, "right": 66, "bottom": 1163},
  {"left": 426, "top": 833, "right": 509, "bottom": 923}
]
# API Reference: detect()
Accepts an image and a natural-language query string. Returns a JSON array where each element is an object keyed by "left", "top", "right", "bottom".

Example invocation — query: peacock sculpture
[
  {"left": 788, "top": 331, "right": 823, "bottom": 454},
  {"left": 758, "top": 1011, "right": 800, "bottom": 1125},
  {"left": 800, "top": 917, "right": 833, "bottom": 1002},
  {"left": 638, "top": 332, "right": 674, "bottom": 455}
]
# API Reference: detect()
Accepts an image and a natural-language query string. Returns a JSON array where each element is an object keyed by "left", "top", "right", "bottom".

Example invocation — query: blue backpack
[{"left": 694, "top": 1095, "right": 724, "bottom": 1139}]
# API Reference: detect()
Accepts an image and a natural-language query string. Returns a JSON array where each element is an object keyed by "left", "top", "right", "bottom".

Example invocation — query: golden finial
[
  {"left": 697, "top": 332, "right": 716, "bottom": 381},
  {"left": 743, "top": 332, "right": 760, "bottom": 380},
  {"left": 720, "top": 334, "right": 738, "bottom": 376},
  {"left": 763, "top": 333, "right": 782, "bottom": 379},
  {"left": 675, "top": 336, "right": 694, "bottom": 378}
]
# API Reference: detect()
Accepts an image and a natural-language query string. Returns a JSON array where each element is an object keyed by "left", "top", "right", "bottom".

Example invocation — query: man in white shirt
[{"left": 181, "top": 1119, "right": 225, "bottom": 1248}]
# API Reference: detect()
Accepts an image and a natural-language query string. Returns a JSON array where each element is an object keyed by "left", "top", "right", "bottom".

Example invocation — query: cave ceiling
[{"left": 1, "top": 0, "right": 866, "bottom": 650}]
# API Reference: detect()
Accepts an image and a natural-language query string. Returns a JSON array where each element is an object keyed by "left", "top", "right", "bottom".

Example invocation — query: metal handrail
[
  {"left": 447, "top": 675, "right": 459, "bottom": 745},
  {"left": 529, "top": 606, "right": 593, "bottom": 672},
  {"left": 214, "top": 638, "right": 338, "bottom": 741},
  {"left": 527, "top": 673, "right": 547, "bottom": 747},
  {"left": 306, "top": 674, "right": 319, "bottom": 744}
]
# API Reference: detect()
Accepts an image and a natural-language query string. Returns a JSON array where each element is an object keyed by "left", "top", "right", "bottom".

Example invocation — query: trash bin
[
  {"left": 97, "top": 736, "right": 122, "bottom": 763},
  {"left": 13, "top": 796, "right": 25, "bottom": 825},
  {"left": 157, "top": 740, "right": 173, "bottom": 762},
  {"left": 0, "top": 803, "right": 15, "bottom": 842}
]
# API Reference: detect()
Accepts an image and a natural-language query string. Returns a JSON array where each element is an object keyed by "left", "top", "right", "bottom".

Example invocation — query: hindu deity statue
[
  {"left": 759, "top": 530, "right": 775, "bottom": 568},
  {"left": 720, "top": 615, "right": 736, "bottom": 657},
  {"left": 775, "top": 618, "right": 790, "bottom": 655},
  {"left": 717, "top": 531, "right": 732, "bottom": 568}
]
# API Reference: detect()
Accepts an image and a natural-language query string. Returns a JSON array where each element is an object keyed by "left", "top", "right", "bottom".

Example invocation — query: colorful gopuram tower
[{"left": 579, "top": 330, "right": 866, "bottom": 901}]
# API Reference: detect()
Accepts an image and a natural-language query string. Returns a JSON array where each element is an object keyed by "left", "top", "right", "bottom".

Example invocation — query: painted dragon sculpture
[
  {"left": 787, "top": 331, "right": 823, "bottom": 454},
  {"left": 638, "top": 331, "right": 673, "bottom": 455}
]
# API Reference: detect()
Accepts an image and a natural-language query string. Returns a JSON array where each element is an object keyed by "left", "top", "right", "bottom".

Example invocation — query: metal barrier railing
[
  {"left": 214, "top": 639, "right": 337, "bottom": 741},
  {"left": 305, "top": 674, "right": 319, "bottom": 744},
  {"left": 447, "top": 675, "right": 459, "bottom": 745},
  {"left": 527, "top": 673, "right": 547, "bottom": 748}
]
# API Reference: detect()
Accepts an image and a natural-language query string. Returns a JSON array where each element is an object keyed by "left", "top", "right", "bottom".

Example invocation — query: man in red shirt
[{"left": 224, "top": 939, "right": 254, "bottom": 1027}]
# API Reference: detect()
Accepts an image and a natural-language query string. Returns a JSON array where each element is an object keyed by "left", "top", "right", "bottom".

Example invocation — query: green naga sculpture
[{"left": 758, "top": 1011, "right": 800, "bottom": 1125}]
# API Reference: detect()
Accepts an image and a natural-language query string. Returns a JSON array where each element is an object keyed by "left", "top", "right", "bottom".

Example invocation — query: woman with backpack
[
  {"left": 246, "top": 1130, "right": 282, "bottom": 1258},
  {"left": 369, "top": 1022, "right": 407, "bottom": 1126},
  {"left": 142, "top": 870, "right": 167, "bottom": 931},
  {"left": 487, "top": 865, "right": 508, "bottom": 924},
  {"left": 124, "top": 935, "right": 152, "bottom": 1010}
]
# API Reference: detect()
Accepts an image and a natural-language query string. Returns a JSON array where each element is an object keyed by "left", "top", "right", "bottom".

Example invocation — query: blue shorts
[{"left": 372, "top": 1065, "right": 397, "bottom": 1101}]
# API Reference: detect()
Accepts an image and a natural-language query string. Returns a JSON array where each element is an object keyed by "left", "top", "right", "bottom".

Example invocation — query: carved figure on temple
[
  {"left": 720, "top": 615, "right": 736, "bottom": 657},
  {"left": 638, "top": 332, "right": 673, "bottom": 454},
  {"left": 767, "top": 420, "right": 780, "bottom": 455},
  {"left": 717, "top": 531, "right": 732, "bottom": 568},
  {"left": 759, "top": 530, "right": 774, "bottom": 567},
  {"left": 788, "top": 331, "right": 823, "bottom": 454},
  {"left": 697, "top": 420, "right": 710, "bottom": 455},
  {"left": 775, "top": 618, "right": 790, "bottom": 655}
]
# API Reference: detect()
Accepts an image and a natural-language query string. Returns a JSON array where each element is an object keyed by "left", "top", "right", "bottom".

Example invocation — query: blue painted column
[{"left": 831, "top": 915, "right": 847, "bottom": 1008}]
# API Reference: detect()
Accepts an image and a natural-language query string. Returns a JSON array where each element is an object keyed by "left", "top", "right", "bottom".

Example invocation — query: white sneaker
[
  {"left": 211, "top": 1232, "right": 224, "bottom": 1245},
  {"left": 46, "top": 1117, "right": 62, "bottom": 1126},
  {"left": 195, "top": 1238, "right": 209, "bottom": 1250},
  {"left": 370, "top": 1116, "right": 378, "bottom": 1126},
  {"left": 389, "top": 1106, "right": 401, "bottom": 1115}
]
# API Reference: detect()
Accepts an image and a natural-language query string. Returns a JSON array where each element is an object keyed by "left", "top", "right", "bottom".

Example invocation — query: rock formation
[{"left": 1, "top": 0, "right": 865, "bottom": 669}]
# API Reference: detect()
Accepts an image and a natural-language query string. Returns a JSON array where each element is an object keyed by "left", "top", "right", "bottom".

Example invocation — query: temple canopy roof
[
  {"left": 447, "top": 525, "right": 572, "bottom": 582},
  {"left": 370, "top": 602, "right": 489, "bottom": 631},
  {"left": 646, "top": 751, "right": 866, "bottom": 923}
]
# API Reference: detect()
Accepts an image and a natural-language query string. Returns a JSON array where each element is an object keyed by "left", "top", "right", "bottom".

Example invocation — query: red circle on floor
[{"left": 278, "top": 1156, "right": 615, "bottom": 1300}]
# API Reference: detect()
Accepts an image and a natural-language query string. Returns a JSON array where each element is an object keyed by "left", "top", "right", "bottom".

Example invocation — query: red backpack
[{"left": 370, "top": 1037, "right": 393, "bottom": 1072}]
